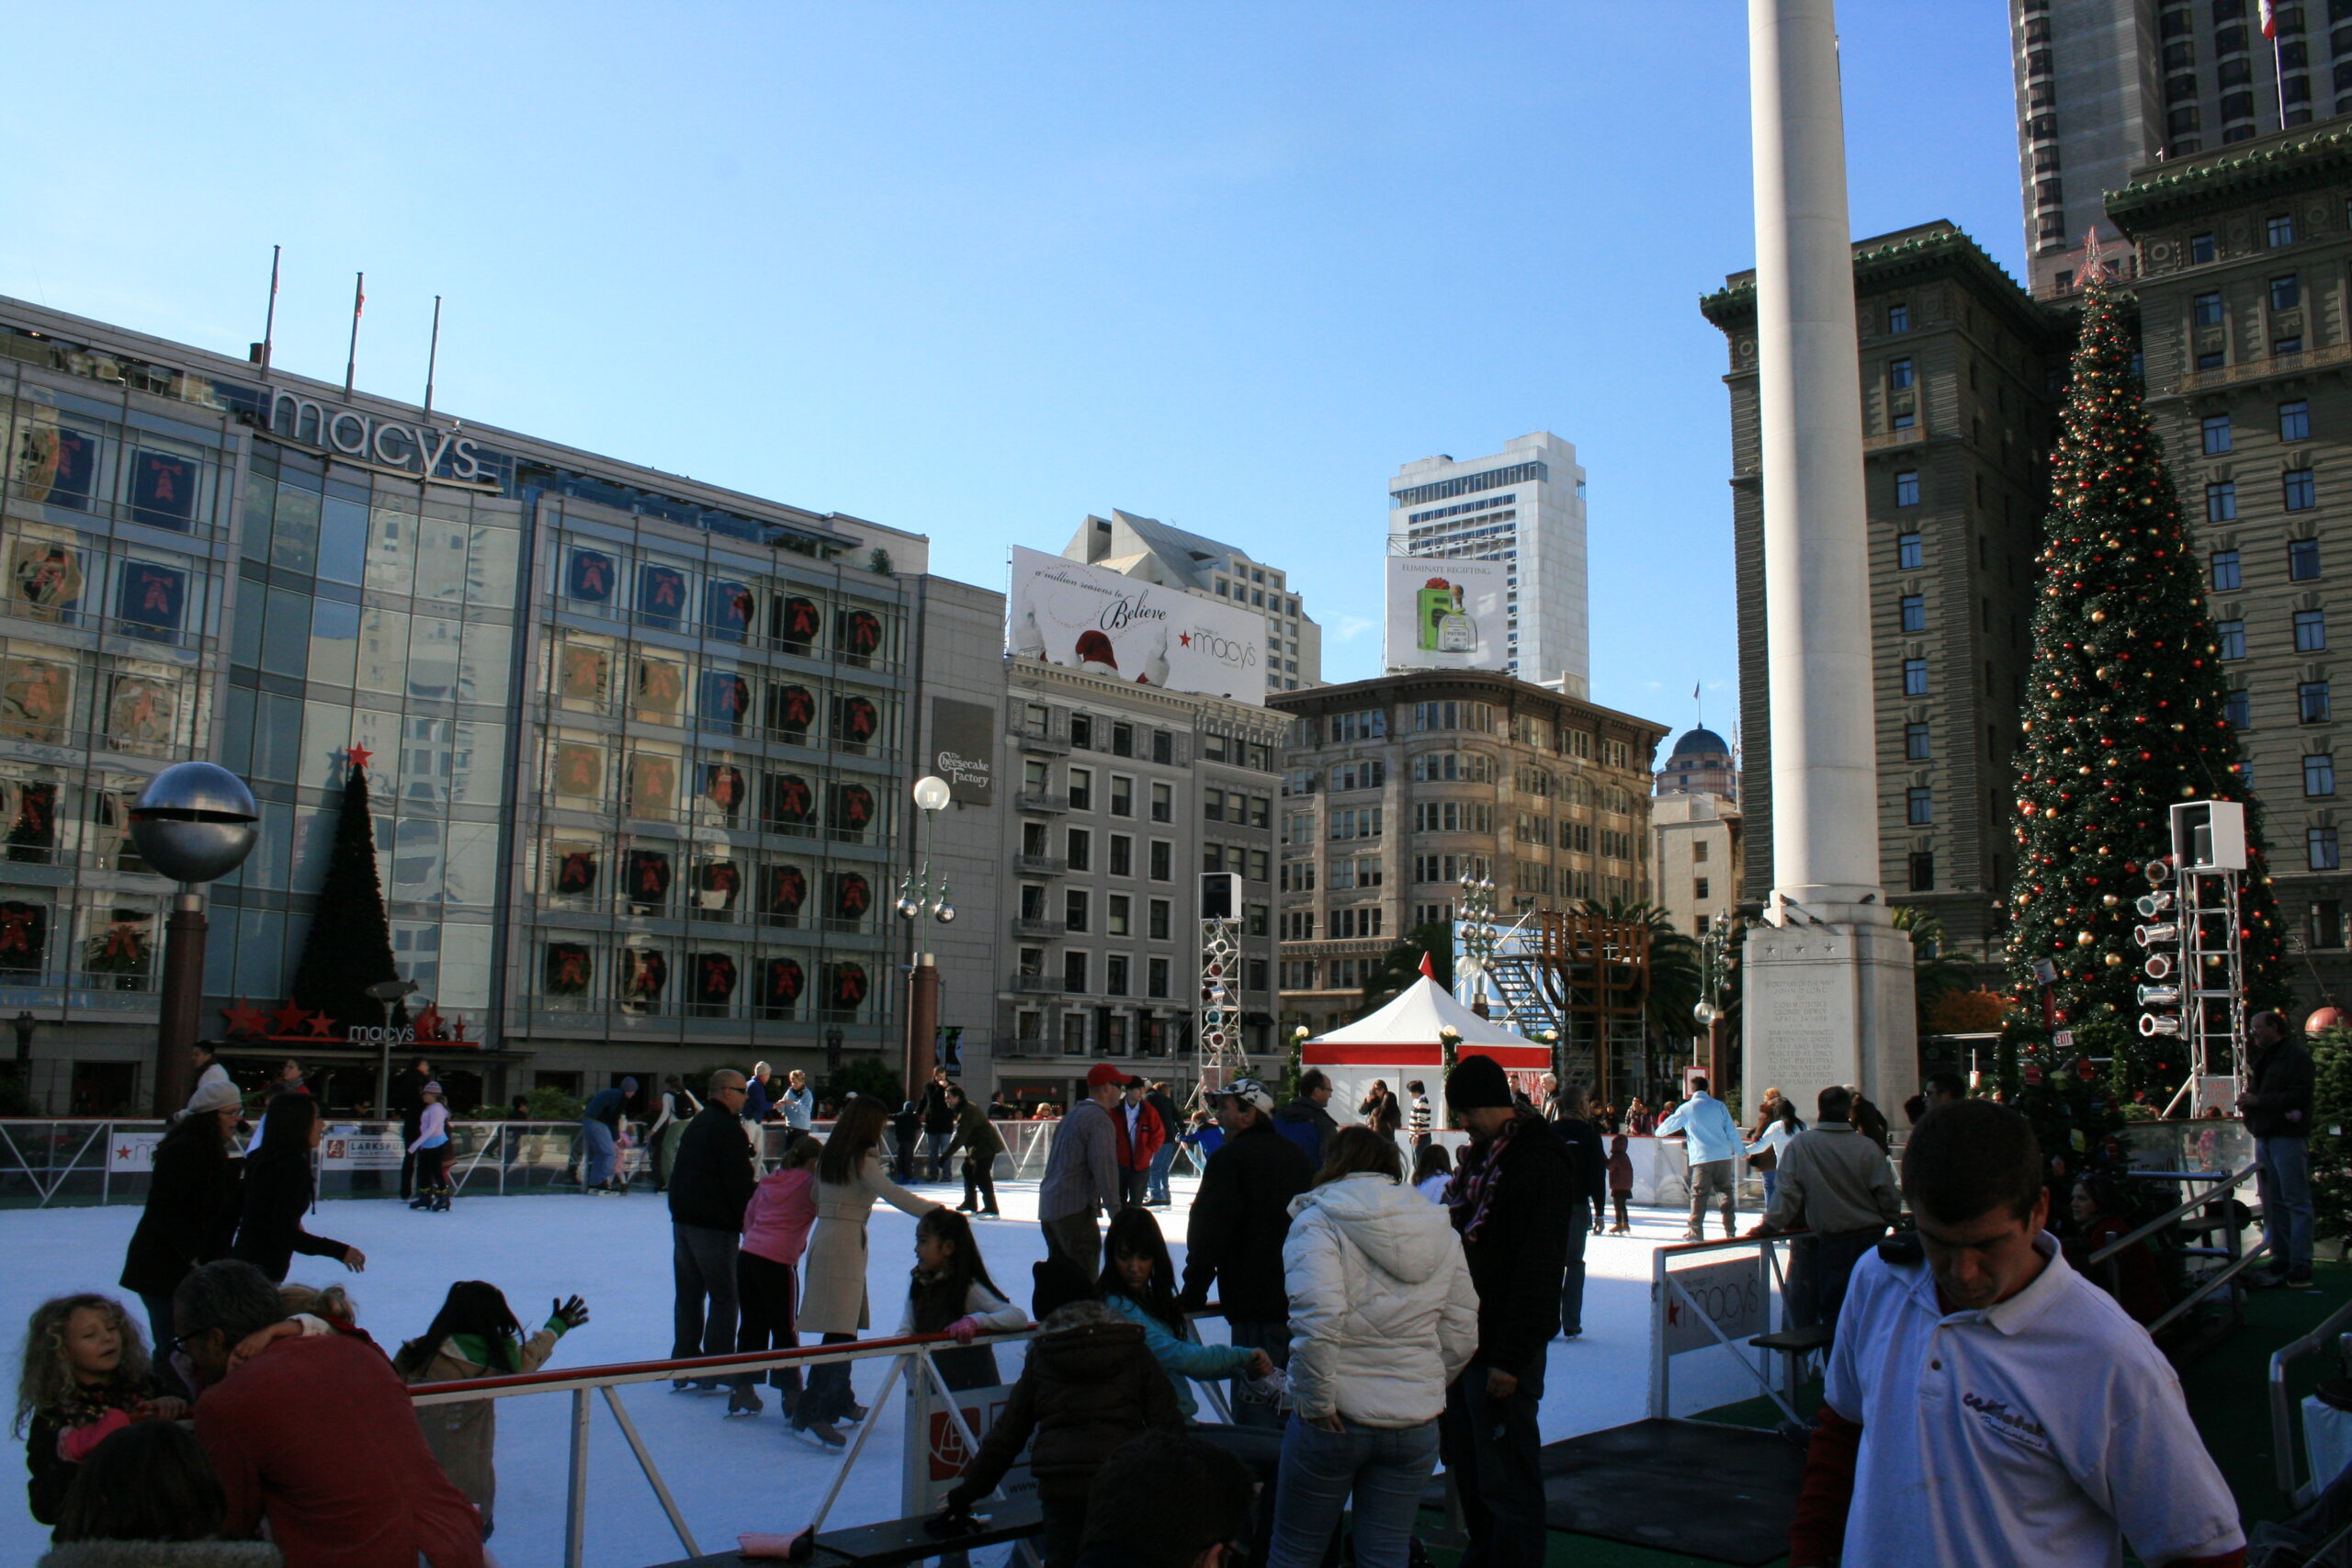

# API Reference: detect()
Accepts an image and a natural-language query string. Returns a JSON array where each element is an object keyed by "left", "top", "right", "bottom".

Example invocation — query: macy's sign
[{"left": 268, "top": 390, "right": 495, "bottom": 482}]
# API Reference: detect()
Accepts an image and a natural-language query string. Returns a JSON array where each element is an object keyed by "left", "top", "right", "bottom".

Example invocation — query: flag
[
  {"left": 1692, "top": 681, "right": 1701, "bottom": 701},
  {"left": 354, "top": 282, "right": 365, "bottom": 318},
  {"left": 1419, "top": 952, "right": 1436, "bottom": 979},
  {"left": 2261, "top": 0, "right": 2279, "bottom": 37}
]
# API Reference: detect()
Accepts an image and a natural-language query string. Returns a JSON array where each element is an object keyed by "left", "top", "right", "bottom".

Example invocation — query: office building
[
  {"left": 1388, "top": 434, "right": 1590, "bottom": 694},
  {"left": 2106, "top": 121, "right": 2352, "bottom": 1010},
  {"left": 1702, "top": 222, "right": 2072, "bottom": 966},
  {"left": 1062, "top": 510, "right": 1320, "bottom": 693},
  {"left": 1268, "top": 669, "right": 1667, "bottom": 1035},
  {"left": 992, "top": 656, "right": 1286, "bottom": 1105},
  {"left": 1656, "top": 724, "right": 1740, "bottom": 803},
  {"left": 1651, "top": 792, "right": 1743, "bottom": 942},
  {"left": 0, "top": 294, "right": 1006, "bottom": 1111},
  {"left": 2008, "top": 0, "right": 2340, "bottom": 298}
]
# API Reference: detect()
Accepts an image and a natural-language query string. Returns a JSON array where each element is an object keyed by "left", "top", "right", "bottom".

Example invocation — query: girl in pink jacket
[{"left": 736, "top": 1135, "right": 821, "bottom": 1418}]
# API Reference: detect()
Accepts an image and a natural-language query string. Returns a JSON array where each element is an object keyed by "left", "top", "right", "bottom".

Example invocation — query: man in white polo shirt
[{"left": 1788, "top": 1099, "right": 2244, "bottom": 1568}]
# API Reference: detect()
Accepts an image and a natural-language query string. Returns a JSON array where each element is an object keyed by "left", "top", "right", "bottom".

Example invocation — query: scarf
[{"left": 1446, "top": 1113, "right": 1528, "bottom": 1243}]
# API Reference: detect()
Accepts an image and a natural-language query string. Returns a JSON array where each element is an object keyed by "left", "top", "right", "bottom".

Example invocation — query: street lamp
[
  {"left": 899, "top": 775, "right": 956, "bottom": 1099},
  {"left": 130, "top": 763, "right": 258, "bottom": 1117},
  {"left": 367, "top": 976, "right": 422, "bottom": 1111}
]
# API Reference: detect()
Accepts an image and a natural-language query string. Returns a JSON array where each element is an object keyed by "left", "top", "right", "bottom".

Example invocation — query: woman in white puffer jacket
[{"left": 1267, "top": 1126, "right": 1479, "bottom": 1568}]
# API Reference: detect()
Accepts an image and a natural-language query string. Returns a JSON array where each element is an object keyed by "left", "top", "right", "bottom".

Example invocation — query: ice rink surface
[{"left": 1, "top": 1177, "right": 1763, "bottom": 1566}]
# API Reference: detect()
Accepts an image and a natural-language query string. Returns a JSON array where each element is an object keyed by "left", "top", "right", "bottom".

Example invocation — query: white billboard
[
  {"left": 1384, "top": 557, "right": 1510, "bottom": 671},
  {"left": 1008, "top": 547, "right": 1264, "bottom": 705}
]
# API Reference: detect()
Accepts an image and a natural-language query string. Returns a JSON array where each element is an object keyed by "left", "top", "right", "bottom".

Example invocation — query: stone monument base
[{"left": 1741, "top": 919, "right": 1917, "bottom": 1131}]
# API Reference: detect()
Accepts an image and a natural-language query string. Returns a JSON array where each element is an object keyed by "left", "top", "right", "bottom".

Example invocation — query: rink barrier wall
[{"left": 0, "top": 1117, "right": 1090, "bottom": 1209}]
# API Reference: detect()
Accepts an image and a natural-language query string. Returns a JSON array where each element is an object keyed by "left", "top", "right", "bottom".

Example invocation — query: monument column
[{"left": 1741, "top": 0, "right": 1916, "bottom": 1121}]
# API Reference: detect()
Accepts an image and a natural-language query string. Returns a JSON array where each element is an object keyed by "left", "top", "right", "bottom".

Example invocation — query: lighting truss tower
[
  {"left": 1195, "top": 917, "right": 1248, "bottom": 1102},
  {"left": 2134, "top": 802, "right": 2250, "bottom": 1115}
]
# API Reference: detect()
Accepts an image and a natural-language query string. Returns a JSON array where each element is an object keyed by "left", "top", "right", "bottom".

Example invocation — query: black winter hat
[
  {"left": 1031, "top": 1258, "right": 1098, "bottom": 1322},
  {"left": 1447, "top": 1053, "right": 1513, "bottom": 1111}
]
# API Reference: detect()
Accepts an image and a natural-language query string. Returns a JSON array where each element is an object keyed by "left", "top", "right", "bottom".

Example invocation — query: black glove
[
  {"left": 926, "top": 1499, "right": 978, "bottom": 1537},
  {"left": 553, "top": 1295, "right": 590, "bottom": 1330}
]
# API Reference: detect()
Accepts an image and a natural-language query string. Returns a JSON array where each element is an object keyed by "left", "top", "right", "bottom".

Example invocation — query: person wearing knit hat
[
  {"left": 121, "top": 1073, "right": 248, "bottom": 1384},
  {"left": 1438, "top": 1052, "right": 1573, "bottom": 1567}
]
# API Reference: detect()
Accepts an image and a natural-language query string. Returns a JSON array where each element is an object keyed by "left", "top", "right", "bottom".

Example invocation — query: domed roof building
[{"left": 1657, "top": 726, "right": 1738, "bottom": 802}]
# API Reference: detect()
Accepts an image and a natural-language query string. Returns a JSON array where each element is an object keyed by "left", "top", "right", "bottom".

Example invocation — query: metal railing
[
  {"left": 2272, "top": 1299, "right": 2352, "bottom": 1505},
  {"left": 2087, "top": 1161, "right": 2266, "bottom": 1337},
  {"left": 410, "top": 1325, "right": 1045, "bottom": 1568},
  {"left": 1646, "top": 1230, "right": 1804, "bottom": 1426}
]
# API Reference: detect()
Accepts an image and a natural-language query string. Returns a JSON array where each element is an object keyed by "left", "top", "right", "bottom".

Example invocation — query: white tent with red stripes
[{"left": 1302, "top": 975, "right": 1553, "bottom": 1130}]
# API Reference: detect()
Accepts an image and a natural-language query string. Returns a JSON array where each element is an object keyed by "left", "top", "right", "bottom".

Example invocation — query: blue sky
[{"left": 0, "top": 3, "right": 2023, "bottom": 735}]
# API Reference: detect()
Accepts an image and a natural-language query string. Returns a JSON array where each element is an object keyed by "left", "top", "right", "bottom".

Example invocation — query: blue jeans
[
  {"left": 1558, "top": 1199, "right": 1590, "bottom": 1335},
  {"left": 1230, "top": 1319, "right": 1292, "bottom": 1431},
  {"left": 1147, "top": 1142, "right": 1177, "bottom": 1204},
  {"left": 1761, "top": 1168, "right": 1780, "bottom": 1209},
  {"left": 1267, "top": 1414, "right": 1440, "bottom": 1568},
  {"left": 1440, "top": 1356, "right": 1547, "bottom": 1568},
  {"left": 2258, "top": 1134, "right": 2315, "bottom": 1278}
]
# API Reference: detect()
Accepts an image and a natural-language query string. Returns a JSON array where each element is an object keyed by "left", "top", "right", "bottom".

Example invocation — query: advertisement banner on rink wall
[
  {"left": 320, "top": 1131, "right": 405, "bottom": 1170},
  {"left": 1382, "top": 556, "right": 1510, "bottom": 672},
  {"left": 1007, "top": 547, "right": 1263, "bottom": 705}
]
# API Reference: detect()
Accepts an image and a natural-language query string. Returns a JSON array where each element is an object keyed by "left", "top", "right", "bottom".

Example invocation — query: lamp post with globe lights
[
  {"left": 898, "top": 775, "right": 957, "bottom": 1100},
  {"left": 130, "top": 763, "right": 258, "bottom": 1116}
]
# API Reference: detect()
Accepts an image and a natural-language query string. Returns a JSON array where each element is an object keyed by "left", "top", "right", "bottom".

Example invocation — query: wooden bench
[{"left": 643, "top": 1499, "right": 1043, "bottom": 1567}]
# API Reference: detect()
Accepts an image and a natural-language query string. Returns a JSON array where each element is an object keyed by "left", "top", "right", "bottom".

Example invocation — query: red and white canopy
[{"left": 1303, "top": 976, "right": 1550, "bottom": 1067}]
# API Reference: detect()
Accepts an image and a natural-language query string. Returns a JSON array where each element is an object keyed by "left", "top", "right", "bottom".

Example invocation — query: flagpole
[
  {"left": 422, "top": 295, "right": 442, "bottom": 418},
  {"left": 259, "top": 246, "right": 280, "bottom": 378},
  {"left": 343, "top": 271, "right": 365, "bottom": 400}
]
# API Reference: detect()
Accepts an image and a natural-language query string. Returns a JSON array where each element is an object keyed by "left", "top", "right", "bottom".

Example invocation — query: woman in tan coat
[
  {"left": 395, "top": 1281, "right": 589, "bottom": 1537},
  {"left": 791, "top": 1096, "right": 942, "bottom": 1446}
]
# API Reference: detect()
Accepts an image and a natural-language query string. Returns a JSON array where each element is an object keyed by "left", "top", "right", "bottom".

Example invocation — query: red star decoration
[
  {"left": 220, "top": 998, "right": 267, "bottom": 1036},
  {"left": 412, "top": 1004, "right": 445, "bottom": 1040},
  {"left": 303, "top": 1011, "right": 336, "bottom": 1039},
  {"left": 345, "top": 745, "right": 374, "bottom": 770},
  {"left": 269, "top": 1000, "right": 309, "bottom": 1035},
  {"left": 450, "top": 1016, "right": 469, "bottom": 1043},
  {"left": 1178, "top": 632, "right": 1192, "bottom": 647}
]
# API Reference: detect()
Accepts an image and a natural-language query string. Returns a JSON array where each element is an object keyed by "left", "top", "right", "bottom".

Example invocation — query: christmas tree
[
  {"left": 288, "top": 752, "right": 401, "bottom": 1034},
  {"left": 2006, "top": 264, "right": 2287, "bottom": 1096}
]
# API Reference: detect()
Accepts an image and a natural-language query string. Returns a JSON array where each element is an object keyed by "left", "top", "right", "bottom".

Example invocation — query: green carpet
[{"left": 1419, "top": 1259, "right": 2352, "bottom": 1567}]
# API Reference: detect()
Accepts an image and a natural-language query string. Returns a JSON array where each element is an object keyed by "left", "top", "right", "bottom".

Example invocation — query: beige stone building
[
  {"left": 1651, "top": 792, "right": 1743, "bottom": 942},
  {"left": 1267, "top": 670, "right": 1668, "bottom": 1035}
]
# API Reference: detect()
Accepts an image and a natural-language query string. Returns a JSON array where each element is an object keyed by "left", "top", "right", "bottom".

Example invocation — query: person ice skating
[
  {"left": 667, "top": 1070, "right": 757, "bottom": 1407},
  {"left": 643, "top": 1076, "right": 679, "bottom": 1193},
  {"left": 1144, "top": 1081, "right": 1182, "bottom": 1205},
  {"left": 889, "top": 1100, "right": 924, "bottom": 1183},
  {"left": 1114, "top": 1077, "right": 1167, "bottom": 1209},
  {"left": 407, "top": 1080, "right": 454, "bottom": 1213},
  {"left": 1545, "top": 1083, "right": 1607, "bottom": 1337},
  {"left": 1178, "top": 1078, "right": 1313, "bottom": 1431},
  {"left": 580, "top": 1077, "right": 634, "bottom": 1193},
  {"left": 739, "top": 1134, "right": 823, "bottom": 1419},
  {"left": 1747, "top": 1086, "right": 1901, "bottom": 1337},
  {"left": 186, "top": 1038, "right": 232, "bottom": 1107},
  {"left": 35, "top": 1419, "right": 279, "bottom": 1567},
  {"left": 174, "top": 1260, "right": 484, "bottom": 1566},
  {"left": 1410, "top": 1143, "right": 1453, "bottom": 1204},
  {"left": 922, "top": 1066, "right": 960, "bottom": 1182},
  {"left": 932, "top": 1259, "right": 1182, "bottom": 1568},
  {"left": 395, "top": 1282, "right": 589, "bottom": 1539},
  {"left": 1786, "top": 1100, "right": 2244, "bottom": 1568},
  {"left": 948, "top": 1085, "right": 1004, "bottom": 1216},
  {"left": 119, "top": 1077, "right": 244, "bottom": 1379},
  {"left": 1267, "top": 1128, "right": 1477, "bottom": 1568},
  {"left": 780, "top": 1068, "right": 815, "bottom": 1135},
  {"left": 231, "top": 1094, "right": 362, "bottom": 1285},
  {"left": 654, "top": 1076, "right": 698, "bottom": 1192},
  {"left": 392, "top": 1055, "right": 433, "bottom": 1201},
  {"left": 899, "top": 1208, "right": 1025, "bottom": 1393},
  {"left": 741, "top": 1062, "right": 774, "bottom": 1127},
  {"left": 1038, "top": 1065, "right": 1125, "bottom": 1280},
  {"left": 1437, "top": 1054, "right": 1573, "bottom": 1568},
  {"left": 14, "top": 1293, "right": 185, "bottom": 1527},
  {"left": 1100, "top": 1206, "right": 1271, "bottom": 1421},
  {"left": 1606, "top": 1134, "right": 1634, "bottom": 1234},
  {"left": 1747, "top": 1094, "right": 1804, "bottom": 1210},
  {"left": 1656, "top": 1076, "right": 1742, "bottom": 1240},
  {"left": 794, "top": 1097, "right": 943, "bottom": 1446}
]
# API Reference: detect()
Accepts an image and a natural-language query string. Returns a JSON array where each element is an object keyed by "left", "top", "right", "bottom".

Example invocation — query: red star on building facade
[
  {"left": 412, "top": 1003, "right": 445, "bottom": 1040},
  {"left": 345, "top": 744, "right": 374, "bottom": 770},
  {"left": 302, "top": 1011, "right": 336, "bottom": 1038},
  {"left": 220, "top": 999, "right": 267, "bottom": 1036},
  {"left": 269, "top": 1000, "right": 309, "bottom": 1035}
]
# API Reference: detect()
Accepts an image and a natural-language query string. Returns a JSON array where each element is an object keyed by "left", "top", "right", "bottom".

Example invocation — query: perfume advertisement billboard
[
  {"left": 1007, "top": 547, "right": 1265, "bottom": 705},
  {"left": 1383, "top": 556, "right": 1510, "bottom": 671}
]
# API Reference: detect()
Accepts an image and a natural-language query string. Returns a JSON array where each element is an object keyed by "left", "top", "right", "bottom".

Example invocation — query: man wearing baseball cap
[
  {"left": 1037, "top": 1063, "right": 1127, "bottom": 1278},
  {"left": 1177, "top": 1077, "right": 1313, "bottom": 1429}
]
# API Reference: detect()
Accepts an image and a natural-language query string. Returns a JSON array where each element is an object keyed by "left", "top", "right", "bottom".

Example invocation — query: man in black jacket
[
  {"left": 667, "top": 1069, "right": 758, "bottom": 1402},
  {"left": 1441, "top": 1053, "right": 1573, "bottom": 1567},
  {"left": 1544, "top": 1079, "right": 1608, "bottom": 1338},
  {"left": 2242, "top": 1010, "right": 2317, "bottom": 1288},
  {"left": 1177, "top": 1077, "right": 1313, "bottom": 1429}
]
